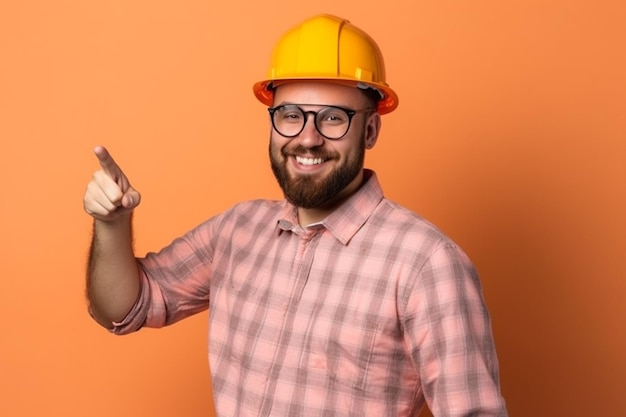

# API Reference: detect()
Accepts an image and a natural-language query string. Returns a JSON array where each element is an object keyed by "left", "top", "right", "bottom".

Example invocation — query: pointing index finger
[{"left": 93, "top": 145, "right": 123, "bottom": 181}]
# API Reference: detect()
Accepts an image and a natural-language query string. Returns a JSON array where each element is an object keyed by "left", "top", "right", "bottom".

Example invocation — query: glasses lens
[
  {"left": 315, "top": 106, "right": 351, "bottom": 139},
  {"left": 272, "top": 105, "right": 305, "bottom": 137}
]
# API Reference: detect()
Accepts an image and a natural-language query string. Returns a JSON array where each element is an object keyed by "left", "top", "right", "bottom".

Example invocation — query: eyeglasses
[{"left": 268, "top": 104, "right": 374, "bottom": 140}]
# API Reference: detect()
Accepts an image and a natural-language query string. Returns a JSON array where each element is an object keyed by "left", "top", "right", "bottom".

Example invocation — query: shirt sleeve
[
  {"left": 402, "top": 242, "right": 508, "bottom": 416},
  {"left": 109, "top": 221, "right": 214, "bottom": 335}
]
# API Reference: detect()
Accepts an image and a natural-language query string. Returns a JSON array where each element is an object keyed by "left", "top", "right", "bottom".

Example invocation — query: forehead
[{"left": 272, "top": 81, "right": 366, "bottom": 107}]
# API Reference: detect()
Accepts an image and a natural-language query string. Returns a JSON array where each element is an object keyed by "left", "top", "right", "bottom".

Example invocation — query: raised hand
[{"left": 83, "top": 146, "right": 141, "bottom": 222}]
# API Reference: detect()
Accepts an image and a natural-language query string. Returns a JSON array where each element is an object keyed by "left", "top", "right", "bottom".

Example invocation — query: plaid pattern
[{"left": 114, "top": 170, "right": 507, "bottom": 416}]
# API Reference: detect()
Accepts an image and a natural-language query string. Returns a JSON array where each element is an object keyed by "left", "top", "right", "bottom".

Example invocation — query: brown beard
[{"left": 269, "top": 140, "right": 365, "bottom": 209}]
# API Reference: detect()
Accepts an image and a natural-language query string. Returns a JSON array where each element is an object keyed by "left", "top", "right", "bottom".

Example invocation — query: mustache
[{"left": 283, "top": 145, "right": 337, "bottom": 159}]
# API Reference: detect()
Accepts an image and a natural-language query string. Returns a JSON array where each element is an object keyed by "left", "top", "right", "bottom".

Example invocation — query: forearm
[{"left": 87, "top": 214, "right": 141, "bottom": 328}]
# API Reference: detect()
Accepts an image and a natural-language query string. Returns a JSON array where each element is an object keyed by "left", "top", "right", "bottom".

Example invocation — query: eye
[
  {"left": 277, "top": 106, "right": 303, "bottom": 123},
  {"left": 318, "top": 108, "right": 348, "bottom": 125}
]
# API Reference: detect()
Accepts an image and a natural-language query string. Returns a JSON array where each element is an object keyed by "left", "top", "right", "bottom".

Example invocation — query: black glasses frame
[{"left": 268, "top": 104, "right": 372, "bottom": 140}]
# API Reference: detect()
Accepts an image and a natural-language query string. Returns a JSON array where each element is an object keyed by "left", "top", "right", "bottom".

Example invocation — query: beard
[{"left": 270, "top": 138, "right": 366, "bottom": 209}]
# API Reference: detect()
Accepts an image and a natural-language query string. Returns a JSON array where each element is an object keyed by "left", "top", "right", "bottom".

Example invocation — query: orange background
[{"left": 1, "top": 1, "right": 624, "bottom": 416}]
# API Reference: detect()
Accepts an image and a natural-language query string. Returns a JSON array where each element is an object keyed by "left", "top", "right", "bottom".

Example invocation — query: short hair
[{"left": 358, "top": 85, "right": 384, "bottom": 110}]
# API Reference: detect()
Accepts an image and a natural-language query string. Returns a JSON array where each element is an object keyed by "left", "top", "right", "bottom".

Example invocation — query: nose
[{"left": 296, "top": 113, "right": 325, "bottom": 148}]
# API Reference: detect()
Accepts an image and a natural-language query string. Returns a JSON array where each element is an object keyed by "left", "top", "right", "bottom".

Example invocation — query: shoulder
[
  {"left": 225, "top": 198, "right": 285, "bottom": 218},
  {"left": 185, "top": 198, "right": 286, "bottom": 240},
  {"left": 205, "top": 198, "right": 285, "bottom": 224},
  {"left": 155, "top": 199, "right": 284, "bottom": 263},
  {"left": 367, "top": 197, "right": 477, "bottom": 289},
  {"left": 378, "top": 204, "right": 484, "bottom": 317},
  {"left": 368, "top": 197, "right": 456, "bottom": 250}
]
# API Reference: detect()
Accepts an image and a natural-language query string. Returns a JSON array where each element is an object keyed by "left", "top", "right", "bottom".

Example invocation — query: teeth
[{"left": 295, "top": 156, "right": 325, "bottom": 166}]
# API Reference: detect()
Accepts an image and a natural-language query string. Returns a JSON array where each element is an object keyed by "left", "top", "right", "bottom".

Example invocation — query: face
[{"left": 269, "top": 82, "right": 380, "bottom": 209}]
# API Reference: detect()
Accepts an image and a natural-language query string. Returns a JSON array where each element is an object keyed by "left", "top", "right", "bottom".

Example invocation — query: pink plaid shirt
[{"left": 113, "top": 170, "right": 507, "bottom": 416}]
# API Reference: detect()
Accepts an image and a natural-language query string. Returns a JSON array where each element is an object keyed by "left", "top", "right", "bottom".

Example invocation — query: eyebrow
[{"left": 273, "top": 103, "right": 353, "bottom": 109}]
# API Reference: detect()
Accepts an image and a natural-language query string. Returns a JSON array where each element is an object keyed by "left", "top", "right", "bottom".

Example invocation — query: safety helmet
[{"left": 253, "top": 14, "right": 398, "bottom": 115}]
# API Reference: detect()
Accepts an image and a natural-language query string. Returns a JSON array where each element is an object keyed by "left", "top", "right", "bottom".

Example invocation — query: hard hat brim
[{"left": 252, "top": 78, "right": 398, "bottom": 115}]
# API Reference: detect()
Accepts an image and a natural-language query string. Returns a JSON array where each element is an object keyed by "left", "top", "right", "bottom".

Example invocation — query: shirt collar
[{"left": 275, "top": 169, "right": 384, "bottom": 245}]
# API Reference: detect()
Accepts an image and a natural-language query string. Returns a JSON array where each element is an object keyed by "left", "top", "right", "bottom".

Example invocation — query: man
[{"left": 84, "top": 14, "right": 508, "bottom": 417}]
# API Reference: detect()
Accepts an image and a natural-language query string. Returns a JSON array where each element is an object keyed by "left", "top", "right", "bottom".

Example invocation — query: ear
[{"left": 364, "top": 112, "right": 381, "bottom": 149}]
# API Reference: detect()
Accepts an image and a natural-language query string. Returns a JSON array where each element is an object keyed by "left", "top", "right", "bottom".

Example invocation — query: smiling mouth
[{"left": 295, "top": 156, "right": 326, "bottom": 166}]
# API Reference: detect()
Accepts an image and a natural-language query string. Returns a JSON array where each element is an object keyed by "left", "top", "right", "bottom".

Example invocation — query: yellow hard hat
[{"left": 253, "top": 14, "right": 398, "bottom": 115}]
